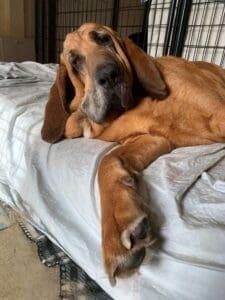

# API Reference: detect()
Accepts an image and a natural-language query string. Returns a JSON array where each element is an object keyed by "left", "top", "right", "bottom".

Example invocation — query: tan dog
[{"left": 41, "top": 23, "right": 225, "bottom": 286}]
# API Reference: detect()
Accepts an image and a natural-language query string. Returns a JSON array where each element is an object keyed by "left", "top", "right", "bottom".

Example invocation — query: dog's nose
[{"left": 96, "top": 63, "right": 119, "bottom": 88}]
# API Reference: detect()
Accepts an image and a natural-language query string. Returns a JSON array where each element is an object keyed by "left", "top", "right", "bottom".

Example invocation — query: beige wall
[
  {"left": 0, "top": 0, "right": 34, "bottom": 39},
  {"left": 24, "top": 0, "right": 34, "bottom": 38},
  {"left": 0, "top": 0, "right": 35, "bottom": 62}
]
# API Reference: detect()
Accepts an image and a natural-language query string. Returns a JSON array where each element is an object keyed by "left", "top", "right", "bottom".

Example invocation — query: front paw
[
  {"left": 103, "top": 213, "right": 156, "bottom": 286},
  {"left": 65, "top": 111, "right": 104, "bottom": 139},
  {"left": 64, "top": 111, "right": 84, "bottom": 138}
]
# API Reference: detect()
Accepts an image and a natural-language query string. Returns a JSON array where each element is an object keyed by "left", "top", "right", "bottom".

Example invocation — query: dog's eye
[
  {"left": 70, "top": 54, "right": 84, "bottom": 71},
  {"left": 99, "top": 35, "right": 112, "bottom": 45},
  {"left": 90, "top": 31, "right": 113, "bottom": 47}
]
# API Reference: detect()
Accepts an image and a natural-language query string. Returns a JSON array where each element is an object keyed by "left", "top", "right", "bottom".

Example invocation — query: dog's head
[{"left": 41, "top": 23, "right": 168, "bottom": 143}]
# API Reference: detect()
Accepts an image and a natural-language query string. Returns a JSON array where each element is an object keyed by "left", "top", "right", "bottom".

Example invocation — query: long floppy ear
[
  {"left": 41, "top": 51, "right": 85, "bottom": 144},
  {"left": 122, "top": 38, "right": 168, "bottom": 100},
  {"left": 41, "top": 63, "right": 74, "bottom": 143}
]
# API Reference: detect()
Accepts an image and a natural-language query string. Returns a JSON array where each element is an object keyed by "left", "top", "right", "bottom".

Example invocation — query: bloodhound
[{"left": 41, "top": 23, "right": 225, "bottom": 286}]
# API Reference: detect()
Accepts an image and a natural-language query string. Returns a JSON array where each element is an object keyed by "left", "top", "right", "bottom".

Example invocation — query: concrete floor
[{"left": 0, "top": 209, "right": 59, "bottom": 300}]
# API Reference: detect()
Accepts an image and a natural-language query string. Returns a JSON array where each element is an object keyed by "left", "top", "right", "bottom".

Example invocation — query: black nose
[{"left": 96, "top": 63, "right": 120, "bottom": 88}]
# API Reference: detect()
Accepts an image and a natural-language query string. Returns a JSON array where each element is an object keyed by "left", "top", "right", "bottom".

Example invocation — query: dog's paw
[
  {"left": 64, "top": 111, "right": 84, "bottom": 138},
  {"left": 121, "top": 216, "right": 154, "bottom": 250},
  {"left": 103, "top": 215, "right": 156, "bottom": 286},
  {"left": 65, "top": 111, "right": 104, "bottom": 138}
]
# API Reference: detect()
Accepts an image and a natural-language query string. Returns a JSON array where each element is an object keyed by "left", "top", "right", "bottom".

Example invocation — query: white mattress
[{"left": 0, "top": 62, "right": 225, "bottom": 300}]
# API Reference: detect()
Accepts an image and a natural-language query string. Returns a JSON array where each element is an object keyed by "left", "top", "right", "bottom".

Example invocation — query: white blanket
[{"left": 0, "top": 62, "right": 225, "bottom": 300}]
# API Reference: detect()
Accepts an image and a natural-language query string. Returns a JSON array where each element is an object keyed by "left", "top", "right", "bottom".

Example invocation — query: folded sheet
[{"left": 0, "top": 62, "right": 225, "bottom": 300}]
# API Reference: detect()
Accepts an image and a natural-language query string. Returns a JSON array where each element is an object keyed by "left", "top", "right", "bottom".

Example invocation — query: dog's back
[{"left": 97, "top": 56, "right": 225, "bottom": 147}]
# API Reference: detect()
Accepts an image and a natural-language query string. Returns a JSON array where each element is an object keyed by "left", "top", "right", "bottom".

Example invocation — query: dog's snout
[{"left": 97, "top": 63, "right": 120, "bottom": 88}]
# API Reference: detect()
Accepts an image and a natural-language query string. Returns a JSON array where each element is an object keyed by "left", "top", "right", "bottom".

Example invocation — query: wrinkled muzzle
[{"left": 80, "top": 59, "right": 132, "bottom": 123}]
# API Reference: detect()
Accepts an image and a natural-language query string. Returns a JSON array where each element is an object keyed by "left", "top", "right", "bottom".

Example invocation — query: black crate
[{"left": 35, "top": 0, "right": 225, "bottom": 67}]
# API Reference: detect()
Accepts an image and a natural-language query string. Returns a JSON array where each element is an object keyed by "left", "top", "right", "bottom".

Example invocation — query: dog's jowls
[{"left": 41, "top": 23, "right": 225, "bottom": 286}]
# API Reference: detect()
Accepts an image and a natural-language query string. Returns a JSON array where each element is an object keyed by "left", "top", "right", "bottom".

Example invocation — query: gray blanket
[{"left": 0, "top": 62, "right": 225, "bottom": 300}]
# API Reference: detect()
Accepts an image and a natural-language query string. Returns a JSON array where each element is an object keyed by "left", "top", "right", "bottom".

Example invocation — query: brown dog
[{"left": 41, "top": 23, "right": 225, "bottom": 286}]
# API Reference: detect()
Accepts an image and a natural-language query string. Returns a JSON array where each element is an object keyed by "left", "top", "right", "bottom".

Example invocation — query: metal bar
[
  {"left": 192, "top": 0, "right": 208, "bottom": 61},
  {"left": 170, "top": 0, "right": 193, "bottom": 56},
  {"left": 221, "top": 48, "right": 225, "bottom": 67},
  {"left": 148, "top": 1, "right": 157, "bottom": 56},
  {"left": 34, "top": 0, "right": 40, "bottom": 62},
  {"left": 211, "top": 3, "right": 225, "bottom": 64},
  {"left": 35, "top": 0, "right": 45, "bottom": 63},
  {"left": 41, "top": 0, "right": 45, "bottom": 62},
  {"left": 169, "top": 0, "right": 182, "bottom": 55},
  {"left": 142, "top": 0, "right": 152, "bottom": 52},
  {"left": 184, "top": 1, "right": 199, "bottom": 60},
  {"left": 155, "top": 0, "right": 165, "bottom": 56},
  {"left": 112, "top": 0, "right": 120, "bottom": 31},
  {"left": 142, "top": 0, "right": 151, "bottom": 32},
  {"left": 202, "top": 1, "right": 217, "bottom": 61},
  {"left": 163, "top": 0, "right": 177, "bottom": 55},
  {"left": 47, "top": 0, "right": 56, "bottom": 63}
]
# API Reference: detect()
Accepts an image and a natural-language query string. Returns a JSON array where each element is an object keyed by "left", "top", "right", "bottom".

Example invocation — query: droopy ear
[
  {"left": 41, "top": 63, "right": 74, "bottom": 143},
  {"left": 122, "top": 38, "right": 168, "bottom": 99}
]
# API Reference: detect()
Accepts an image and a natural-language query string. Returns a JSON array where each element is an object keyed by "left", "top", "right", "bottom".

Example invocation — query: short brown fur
[{"left": 41, "top": 23, "right": 225, "bottom": 285}]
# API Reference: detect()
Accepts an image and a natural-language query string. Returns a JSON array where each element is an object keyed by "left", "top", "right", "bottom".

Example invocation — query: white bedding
[{"left": 0, "top": 62, "right": 225, "bottom": 300}]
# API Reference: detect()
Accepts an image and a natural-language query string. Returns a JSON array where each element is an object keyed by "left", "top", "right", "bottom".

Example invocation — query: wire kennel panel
[
  {"left": 147, "top": 0, "right": 225, "bottom": 67},
  {"left": 35, "top": 0, "right": 152, "bottom": 62},
  {"left": 35, "top": 0, "right": 225, "bottom": 67},
  {"left": 147, "top": 0, "right": 172, "bottom": 56},
  {"left": 55, "top": 0, "right": 147, "bottom": 62},
  {"left": 56, "top": 0, "right": 114, "bottom": 61},
  {"left": 116, "top": 0, "right": 146, "bottom": 36},
  {"left": 183, "top": 0, "right": 225, "bottom": 67}
]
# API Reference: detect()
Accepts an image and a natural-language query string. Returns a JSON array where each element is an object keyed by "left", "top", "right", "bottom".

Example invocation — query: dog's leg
[{"left": 98, "top": 134, "right": 172, "bottom": 285}]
